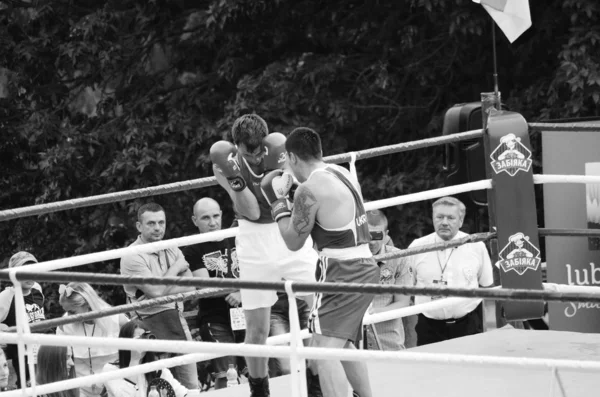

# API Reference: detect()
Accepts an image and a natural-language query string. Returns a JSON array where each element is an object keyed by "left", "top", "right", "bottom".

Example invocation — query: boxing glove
[
  {"left": 210, "top": 141, "right": 247, "bottom": 192},
  {"left": 263, "top": 132, "right": 288, "bottom": 171},
  {"left": 261, "top": 169, "right": 294, "bottom": 221}
]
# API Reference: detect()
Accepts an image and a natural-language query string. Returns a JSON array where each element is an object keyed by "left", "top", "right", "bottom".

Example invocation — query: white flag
[{"left": 472, "top": 0, "right": 531, "bottom": 43}]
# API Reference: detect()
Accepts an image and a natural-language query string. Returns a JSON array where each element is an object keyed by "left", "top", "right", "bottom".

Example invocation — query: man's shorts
[
  {"left": 236, "top": 219, "right": 318, "bottom": 310},
  {"left": 199, "top": 322, "right": 246, "bottom": 379},
  {"left": 309, "top": 255, "right": 380, "bottom": 344}
]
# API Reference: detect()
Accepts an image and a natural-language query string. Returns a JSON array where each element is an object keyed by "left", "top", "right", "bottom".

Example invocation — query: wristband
[
  {"left": 271, "top": 197, "right": 291, "bottom": 221},
  {"left": 227, "top": 176, "right": 247, "bottom": 192}
]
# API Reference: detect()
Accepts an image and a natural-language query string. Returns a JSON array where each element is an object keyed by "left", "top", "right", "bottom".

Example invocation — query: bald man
[{"left": 182, "top": 198, "right": 246, "bottom": 389}]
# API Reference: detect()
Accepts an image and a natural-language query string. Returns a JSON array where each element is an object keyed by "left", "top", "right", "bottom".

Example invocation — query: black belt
[{"left": 421, "top": 311, "right": 473, "bottom": 324}]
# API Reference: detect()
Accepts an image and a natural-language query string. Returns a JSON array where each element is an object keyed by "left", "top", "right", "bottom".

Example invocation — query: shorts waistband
[
  {"left": 421, "top": 310, "right": 474, "bottom": 324},
  {"left": 237, "top": 219, "right": 276, "bottom": 233},
  {"left": 319, "top": 244, "right": 372, "bottom": 260}
]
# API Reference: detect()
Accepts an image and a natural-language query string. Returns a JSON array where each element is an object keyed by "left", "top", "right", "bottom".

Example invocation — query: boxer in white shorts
[{"left": 209, "top": 114, "right": 318, "bottom": 397}]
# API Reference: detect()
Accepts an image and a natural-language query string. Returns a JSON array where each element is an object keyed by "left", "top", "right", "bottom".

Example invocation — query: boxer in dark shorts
[{"left": 262, "top": 127, "right": 379, "bottom": 397}]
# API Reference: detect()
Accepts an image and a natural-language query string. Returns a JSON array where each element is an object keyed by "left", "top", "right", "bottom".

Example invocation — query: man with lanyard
[
  {"left": 120, "top": 202, "right": 199, "bottom": 389},
  {"left": 406, "top": 196, "right": 494, "bottom": 346},
  {"left": 261, "top": 127, "right": 380, "bottom": 397},
  {"left": 209, "top": 115, "right": 319, "bottom": 397}
]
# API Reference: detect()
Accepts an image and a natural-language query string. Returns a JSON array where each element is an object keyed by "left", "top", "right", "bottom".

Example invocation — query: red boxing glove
[
  {"left": 263, "top": 132, "right": 287, "bottom": 171},
  {"left": 261, "top": 169, "right": 294, "bottom": 221},
  {"left": 210, "top": 141, "right": 247, "bottom": 192}
]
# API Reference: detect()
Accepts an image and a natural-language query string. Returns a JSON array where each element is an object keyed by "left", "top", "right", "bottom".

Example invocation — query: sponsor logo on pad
[
  {"left": 498, "top": 232, "right": 541, "bottom": 276},
  {"left": 490, "top": 133, "right": 532, "bottom": 176}
]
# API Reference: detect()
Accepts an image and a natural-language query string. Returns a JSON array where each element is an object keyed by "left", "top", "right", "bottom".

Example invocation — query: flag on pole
[{"left": 472, "top": 0, "right": 531, "bottom": 43}]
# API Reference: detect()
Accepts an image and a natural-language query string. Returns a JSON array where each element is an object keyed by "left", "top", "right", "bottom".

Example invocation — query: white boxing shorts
[{"left": 236, "top": 219, "right": 318, "bottom": 310}]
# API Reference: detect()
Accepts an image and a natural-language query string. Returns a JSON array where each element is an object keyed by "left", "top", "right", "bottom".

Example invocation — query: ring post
[
  {"left": 284, "top": 281, "right": 308, "bottom": 397},
  {"left": 8, "top": 269, "right": 38, "bottom": 397},
  {"left": 482, "top": 109, "right": 545, "bottom": 320}
]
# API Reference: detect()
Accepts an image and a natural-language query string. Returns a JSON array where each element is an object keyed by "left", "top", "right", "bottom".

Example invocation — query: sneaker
[
  {"left": 248, "top": 376, "right": 270, "bottom": 397},
  {"left": 306, "top": 369, "right": 322, "bottom": 397}
]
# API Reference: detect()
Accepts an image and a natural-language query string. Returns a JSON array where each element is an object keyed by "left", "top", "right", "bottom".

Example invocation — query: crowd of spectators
[{"left": 1, "top": 194, "right": 496, "bottom": 395}]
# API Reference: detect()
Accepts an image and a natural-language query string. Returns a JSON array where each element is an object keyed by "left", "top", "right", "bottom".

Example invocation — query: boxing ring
[{"left": 2, "top": 116, "right": 600, "bottom": 397}]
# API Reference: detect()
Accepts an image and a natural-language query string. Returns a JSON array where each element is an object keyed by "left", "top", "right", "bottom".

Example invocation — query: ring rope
[
  {"left": 538, "top": 228, "right": 600, "bottom": 237},
  {"left": 377, "top": 232, "right": 495, "bottom": 261},
  {"left": 0, "top": 350, "right": 215, "bottom": 397},
  {"left": 2, "top": 270, "right": 600, "bottom": 303},
  {"left": 3, "top": 333, "right": 600, "bottom": 373},
  {"left": 0, "top": 129, "right": 484, "bottom": 222},
  {"left": 3, "top": 330, "right": 599, "bottom": 397},
  {"left": 1, "top": 173, "right": 598, "bottom": 275},
  {"left": 1, "top": 123, "right": 597, "bottom": 223},
  {"left": 2, "top": 179, "right": 489, "bottom": 274},
  {"left": 364, "top": 179, "right": 492, "bottom": 211},
  {"left": 5, "top": 287, "right": 233, "bottom": 333},
  {"left": 528, "top": 122, "right": 600, "bottom": 132},
  {"left": 533, "top": 174, "right": 600, "bottom": 184}
]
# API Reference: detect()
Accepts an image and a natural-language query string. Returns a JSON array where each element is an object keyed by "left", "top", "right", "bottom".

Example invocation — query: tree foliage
[{"left": 1, "top": 0, "right": 599, "bottom": 314}]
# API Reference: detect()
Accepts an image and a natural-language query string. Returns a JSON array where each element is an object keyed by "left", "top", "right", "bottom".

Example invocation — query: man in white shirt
[{"left": 407, "top": 196, "right": 494, "bottom": 346}]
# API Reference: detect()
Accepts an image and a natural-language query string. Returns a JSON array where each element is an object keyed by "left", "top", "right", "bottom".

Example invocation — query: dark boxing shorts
[{"left": 308, "top": 255, "right": 380, "bottom": 344}]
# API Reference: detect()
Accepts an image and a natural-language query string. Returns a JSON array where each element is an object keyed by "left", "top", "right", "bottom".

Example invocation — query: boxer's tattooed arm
[{"left": 292, "top": 186, "right": 318, "bottom": 235}]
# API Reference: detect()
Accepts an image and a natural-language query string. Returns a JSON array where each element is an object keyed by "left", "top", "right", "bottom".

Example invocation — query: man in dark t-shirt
[{"left": 182, "top": 198, "right": 246, "bottom": 389}]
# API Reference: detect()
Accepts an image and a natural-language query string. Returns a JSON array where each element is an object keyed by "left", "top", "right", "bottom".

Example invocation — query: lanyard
[
  {"left": 436, "top": 247, "right": 455, "bottom": 280},
  {"left": 81, "top": 322, "right": 96, "bottom": 374}
]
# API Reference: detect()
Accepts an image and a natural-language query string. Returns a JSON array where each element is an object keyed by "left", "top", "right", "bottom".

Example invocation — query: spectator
[
  {"left": 407, "top": 196, "right": 494, "bottom": 346},
  {"left": 56, "top": 282, "right": 129, "bottom": 397},
  {"left": 119, "top": 203, "right": 199, "bottom": 389},
  {"left": 1, "top": 349, "right": 9, "bottom": 391},
  {"left": 182, "top": 197, "right": 246, "bottom": 390},
  {"left": 0, "top": 251, "right": 46, "bottom": 389},
  {"left": 364, "top": 210, "right": 413, "bottom": 351},
  {"left": 268, "top": 292, "right": 310, "bottom": 377},
  {"left": 36, "top": 345, "right": 78, "bottom": 397},
  {"left": 103, "top": 320, "right": 188, "bottom": 397}
]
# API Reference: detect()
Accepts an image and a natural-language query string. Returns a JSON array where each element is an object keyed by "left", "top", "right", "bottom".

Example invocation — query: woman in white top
[
  {"left": 103, "top": 320, "right": 188, "bottom": 397},
  {"left": 56, "top": 282, "right": 128, "bottom": 397}
]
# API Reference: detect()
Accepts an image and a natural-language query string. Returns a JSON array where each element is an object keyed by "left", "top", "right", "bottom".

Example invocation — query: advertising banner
[{"left": 542, "top": 123, "right": 600, "bottom": 332}]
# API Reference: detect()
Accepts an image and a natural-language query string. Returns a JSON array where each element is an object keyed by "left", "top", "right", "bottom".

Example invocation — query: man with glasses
[
  {"left": 209, "top": 115, "right": 319, "bottom": 397},
  {"left": 364, "top": 210, "right": 414, "bottom": 351}
]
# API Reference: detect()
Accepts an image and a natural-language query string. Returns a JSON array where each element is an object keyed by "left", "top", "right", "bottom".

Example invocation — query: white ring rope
[
  {"left": 15, "top": 179, "right": 492, "bottom": 273},
  {"left": 8, "top": 173, "right": 600, "bottom": 274},
  {"left": 364, "top": 180, "right": 492, "bottom": 211},
  {"left": 2, "top": 333, "right": 600, "bottom": 375},
  {"left": 533, "top": 174, "right": 600, "bottom": 185},
  {"left": 0, "top": 352, "right": 214, "bottom": 397}
]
